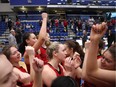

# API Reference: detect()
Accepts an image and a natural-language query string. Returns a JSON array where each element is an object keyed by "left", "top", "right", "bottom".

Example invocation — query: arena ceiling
[{"left": 11, "top": 5, "right": 115, "bottom": 14}]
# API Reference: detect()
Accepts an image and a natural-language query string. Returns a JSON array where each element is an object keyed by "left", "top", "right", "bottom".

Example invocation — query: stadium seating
[{"left": 0, "top": 21, "right": 7, "bottom": 36}]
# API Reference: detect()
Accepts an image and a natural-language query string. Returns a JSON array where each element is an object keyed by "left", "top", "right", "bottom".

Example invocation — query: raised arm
[
  {"left": 24, "top": 13, "right": 48, "bottom": 65},
  {"left": 25, "top": 46, "right": 35, "bottom": 81},
  {"left": 33, "top": 13, "right": 48, "bottom": 52},
  {"left": 26, "top": 46, "right": 44, "bottom": 87},
  {"left": 82, "top": 41, "right": 90, "bottom": 78},
  {"left": 84, "top": 22, "right": 116, "bottom": 83},
  {"left": 32, "top": 58, "right": 44, "bottom": 87}
]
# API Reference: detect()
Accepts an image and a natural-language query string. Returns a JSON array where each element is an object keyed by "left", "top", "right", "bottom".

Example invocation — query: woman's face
[
  {"left": 56, "top": 44, "right": 67, "bottom": 62},
  {"left": 0, "top": 55, "right": 17, "bottom": 87},
  {"left": 27, "top": 33, "right": 37, "bottom": 46},
  {"left": 64, "top": 44, "right": 73, "bottom": 57},
  {"left": 45, "top": 33, "right": 50, "bottom": 42},
  {"left": 100, "top": 50, "right": 116, "bottom": 70},
  {"left": 45, "top": 33, "right": 51, "bottom": 46},
  {"left": 10, "top": 47, "right": 21, "bottom": 64}
]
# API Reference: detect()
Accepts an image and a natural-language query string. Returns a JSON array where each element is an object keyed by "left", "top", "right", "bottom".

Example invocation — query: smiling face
[
  {"left": 9, "top": 47, "right": 21, "bottom": 64},
  {"left": 26, "top": 33, "right": 37, "bottom": 46},
  {"left": 45, "top": 33, "right": 51, "bottom": 47},
  {"left": 0, "top": 54, "right": 17, "bottom": 87},
  {"left": 45, "top": 33, "right": 50, "bottom": 42},
  {"left": 100, "top": 50, "right": 116, "bottom": 70}
]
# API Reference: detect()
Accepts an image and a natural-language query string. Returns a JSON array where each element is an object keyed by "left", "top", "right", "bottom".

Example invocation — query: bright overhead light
[
  {"left": 37, "top": 6, "right": 43, "bottom": 10},
  {"left": 20, "top": 6, "right": 27, "bottom": 11},
  {"left": 55, "top": 10, "right": 57, "bottom": 12},
  {"left": 22, "top": 6, "right": 25, "bottom": 8}
]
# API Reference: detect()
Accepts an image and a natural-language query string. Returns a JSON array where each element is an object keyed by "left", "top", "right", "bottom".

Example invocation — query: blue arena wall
[
  {"left": 10, "top": 0, "right": 47, "bottom": 5},
  {"left": 10, "top": 0, "right": 116, "bottom": 6}
]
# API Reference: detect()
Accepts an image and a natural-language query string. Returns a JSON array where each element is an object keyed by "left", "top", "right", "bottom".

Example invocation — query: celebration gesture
[
  {"left": 25, "top": 46, "right": 35, "bottom": 56},
  {"left": 25, "top": 46, "right": 44, "bottom": 72},
  {"left": 85, "top": 41, "right": 91, "bottom": 50},
  {"left": 41, "top": 13, "right": 48, "bottom": 19},
  {"left": 90, "top": 22, "right": 107, "bottom": 42},
  {"left": 64, "top": 57, "right": 74, "bottom": 72},
  {"left": 32, "top": 58, "right": 44, "bottom": 73},
  {"left": 72, "top": 52, "right": 82, "bottom": 69},
  {"left": 64, "top": 52, "right": 81, "bottom": 71}
]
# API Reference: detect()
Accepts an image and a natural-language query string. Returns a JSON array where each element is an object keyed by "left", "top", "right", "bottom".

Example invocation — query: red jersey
[
  {"left": 43, "top": 63, "right": 64, "bottom": 87},
  {"left": 63, "top": 20, "right": 68, "bottom": 27},
  {"left": 55, "top": 19, "right": 59, "bottom": 27},
  {"left": 46, "top": 63, "right": 64, "bottom": 76},
  {"left": 26, "top": 47, "right": 48, "bottom": 73},
  {"left": 97, "top": 53, "right": 103, "bottom": 59},
  {"left": 97, "top": 55, "right": 102, "bottom": 59},
  {"left": 37, "top": 47, "right": 48, "bottom": 64},
  {"left": 15, "top": 66, "right": 33, "bottom": 87},
  {"left": 82, "top": 81, "right": 96, "bottom": 87},
  {"left": 16, "top": 66, "right": 27, "bottom": 72}
]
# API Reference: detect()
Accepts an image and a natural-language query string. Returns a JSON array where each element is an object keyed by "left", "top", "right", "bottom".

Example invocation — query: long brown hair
[
  {"left": 64, "top": 40, "right": 85, "bottom": 67},
  {"left": 2, "top": 45, "right": 16, "bottom": 60},
  {"left": 108, "top": 43, "right": 116, "bottom": 60}
]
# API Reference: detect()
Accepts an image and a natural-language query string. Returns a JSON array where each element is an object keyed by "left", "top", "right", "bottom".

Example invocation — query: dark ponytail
[{"left": 18, "top": 32, "right": 32, "bottom": 56}]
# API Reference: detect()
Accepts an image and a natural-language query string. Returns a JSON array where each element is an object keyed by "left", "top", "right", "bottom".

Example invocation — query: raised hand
[
  {"left": 32, "top": 58, "right": 44, "bottom": 73},
  {"left": 64, "top": 57, "right": 76, "bottom": 77},
  {"left": 64, "top": 57, "right": 73, "bottom": 72},
  {"left": 90, "top": 22, "right": 107, "bottom": 42},
  {"left": 41, "top": 13, "right": 48, "bottom": 19},
  {"left": 72, "top": 52, "right": 82, "bottom": 69},
  {"left": 25, "top": 46, "right": 35, "bottom": 56},
  {"left": 85, "top": 41, "right": 91, "bottom": 50},
  {"left": 64, "top": 52, "right": 81, "bottom": 72}
]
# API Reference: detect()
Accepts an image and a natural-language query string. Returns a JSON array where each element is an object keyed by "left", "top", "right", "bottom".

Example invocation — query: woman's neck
[
  {"left": 12, "top": 62, "right": 20, "bottom": 67},
  {"left": 42, "top": 43, "right": 47, "bottom": 48},
  {"left": 49, "top": 58, "right": 60, "bottom": 70}
]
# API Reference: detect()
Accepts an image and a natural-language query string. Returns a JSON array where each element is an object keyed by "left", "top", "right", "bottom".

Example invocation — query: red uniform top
[
  {"left": 15, "top": 66, "right": 33, "bottom": 87},
  {"left": 43, "top": 63, "right": 64, "bottom": 87},
  {"left": 82, "top": 81, "right": 96, "bottom": 87},
  {"left": 55, "top": 19, "right": 59, "bottom": 27},
  {"left": 36, "top": 47, "right": 48, "bottom": 64},
  {"left": 63, "top": 20, "right": 68, "bottom": 27},
  {"left": 46, "top": 63, "right": 64, "bottom": 76},
  {"left": 16, "top": 66, "right": 27, "bottom": 72},
  {"left": 111, "top": 19, "right": 115, "bottom": 25},
  {"left": 97, "top": 53, "right": 103, "bottom": 59},
  {"left": 26, "top": 47, "right": 48, "bottom": 73},
  {"left": 97, "top": 55, "right": 102, "bottom": 59}
]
